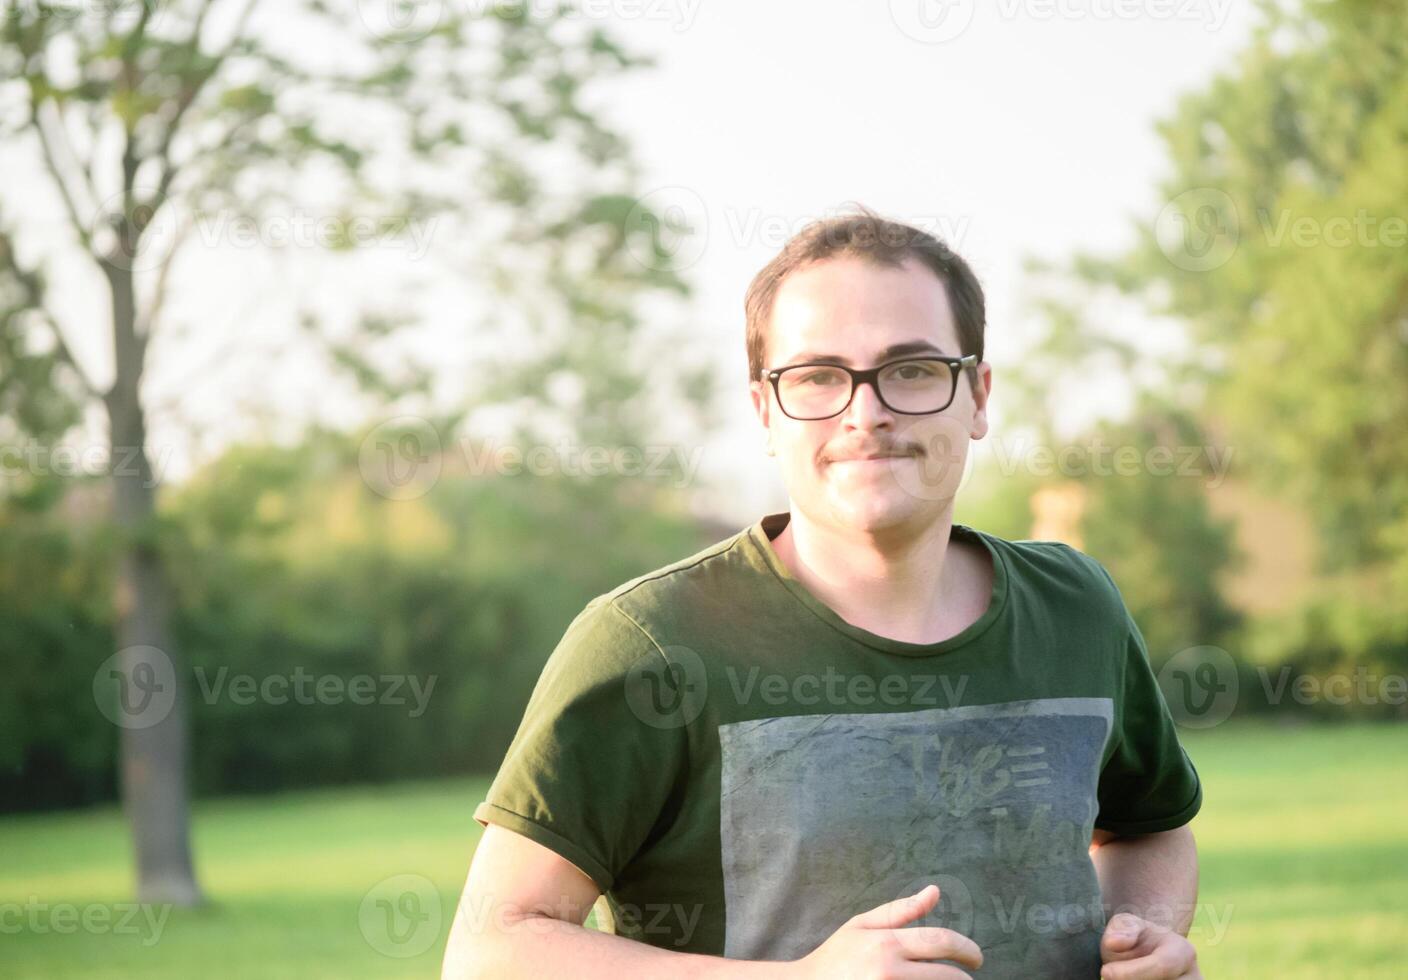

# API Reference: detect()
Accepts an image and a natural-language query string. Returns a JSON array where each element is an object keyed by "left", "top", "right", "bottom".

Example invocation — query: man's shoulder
[
  {"left": 990, "top": 530, "right": 1106, "bottom": 576},
  {"left": 977, "top": 528, "right": 1126, "bottom": 616},
  {"left": 602, "top": 525, "right": 749, "bottom": 598},
  {"left": 543, "top": 523, "right": 749, "bottom": 678},
  {"left": 582, "top": 524, "right": 757, "bottom": 631}
]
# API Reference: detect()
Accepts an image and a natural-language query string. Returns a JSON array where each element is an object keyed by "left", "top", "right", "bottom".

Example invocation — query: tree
[
  {"left": 0, "top": 0, "right": 702, "bottom": 903},
  {"left": 1008, "top": 0, "right": 1408, "bottom": 679}
]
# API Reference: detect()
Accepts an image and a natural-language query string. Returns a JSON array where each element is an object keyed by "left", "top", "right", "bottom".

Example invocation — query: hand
[
  {"left": 1100, "top": 912, "right": 1202, "bottom": 979},
  {"left": 790, "top": 884, "right": 983, "bottom": 980}
]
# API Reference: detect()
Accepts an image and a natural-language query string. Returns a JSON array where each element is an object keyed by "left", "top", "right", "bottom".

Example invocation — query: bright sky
[{"left": 9, "top": 0, "right": 1262, "bottom": 527}]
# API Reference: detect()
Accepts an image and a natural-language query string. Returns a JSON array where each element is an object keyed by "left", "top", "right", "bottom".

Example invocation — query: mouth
[{"left": 828, "top": 452, "right": 916, "bottom": 464}]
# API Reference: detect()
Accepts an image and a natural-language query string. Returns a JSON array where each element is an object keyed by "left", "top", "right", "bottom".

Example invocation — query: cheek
[{"left": 776, "top": 428, "right": 827, "bottom": 478}]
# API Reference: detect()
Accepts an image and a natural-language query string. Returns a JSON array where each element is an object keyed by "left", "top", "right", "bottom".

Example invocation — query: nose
[{"left": 843, "top": 377, "right": 894, "bottom": 430}]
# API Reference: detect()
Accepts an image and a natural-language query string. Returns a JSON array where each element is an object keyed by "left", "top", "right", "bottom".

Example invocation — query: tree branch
[
  {"left": 128, "top": 1, "right": 260, "bottom": 339},
  {"left": 137, "top": 222, "right": 192, "bottom": 340},
  {"left": 120, "top": 0, "right": 156, "bottom": 59},
  {"left": 115, "top": 0, "right": 158, "bottom": 208},
  {"left": 152, "top": 0, "right": 263, "bottom": 204},
  {"left": 36, "top": 93, "right": 102, "bottom": 227},
  {"left": 30, "top": 102, "right": 95, "bottom": 253}
]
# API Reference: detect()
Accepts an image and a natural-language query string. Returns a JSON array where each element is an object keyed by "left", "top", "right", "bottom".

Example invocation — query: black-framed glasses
[{"left": 763, "top": 354, "right": 978, "bottom": 421}]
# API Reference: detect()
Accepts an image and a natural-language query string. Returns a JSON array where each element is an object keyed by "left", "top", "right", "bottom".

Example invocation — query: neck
[{"left": 769, "top": 505, "right": 981, "bottom": 645}]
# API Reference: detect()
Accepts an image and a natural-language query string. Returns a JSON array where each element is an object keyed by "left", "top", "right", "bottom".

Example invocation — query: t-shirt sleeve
[
  {"left": 1086, "top": 563, "right": 1204, "bottom": 835},
  {"left": 473, "top": 596, "right": 689, "bottom": 891}
]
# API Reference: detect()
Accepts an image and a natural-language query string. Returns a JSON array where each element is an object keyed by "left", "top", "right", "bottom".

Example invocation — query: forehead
[{"left": 767, "top": 256, "right": 960, "bottom": 365}]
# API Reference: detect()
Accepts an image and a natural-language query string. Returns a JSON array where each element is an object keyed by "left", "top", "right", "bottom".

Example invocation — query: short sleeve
[
  {"left": 1094, "top": 601, "right": 1203, "bottom": 835},
  {"left": 473, "top": 597, "right": 688, "bottom": 891},
  {"left": 1065, "top": 551, "right": 1203, "bottom": 835}
]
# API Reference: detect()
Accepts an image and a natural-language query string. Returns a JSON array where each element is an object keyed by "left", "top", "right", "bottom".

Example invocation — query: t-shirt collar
[{"left": 742, "top": 510, "right": 1009, "bottom": 657}]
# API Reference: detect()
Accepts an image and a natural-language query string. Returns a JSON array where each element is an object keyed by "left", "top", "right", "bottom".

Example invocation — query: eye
[
  {"left": 886, "top": 361, "right": 943, "bottom": 381},
  {"left": 796, "top": 368, "right": 845, "bottom": 387}
]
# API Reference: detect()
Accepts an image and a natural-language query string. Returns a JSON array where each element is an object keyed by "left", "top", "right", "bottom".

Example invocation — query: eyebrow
[{"left": 781, "top": 341, "right": 952, "bottom": 366}]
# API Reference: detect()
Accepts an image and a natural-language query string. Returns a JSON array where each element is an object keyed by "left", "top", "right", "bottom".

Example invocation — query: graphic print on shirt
[{"left": 718, "top": 697, "right": 1113, "bottom": 978}]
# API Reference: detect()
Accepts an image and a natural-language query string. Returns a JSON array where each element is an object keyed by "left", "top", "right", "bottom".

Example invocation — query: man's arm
[
  {"left": 441, "top": 825, "right": 780, "bottom": 980},
  {"left": 442, "top": 824, "right": 982, "bottom": 980},
  {"left": 1089, "top": 824, "right": 1201, "bottom": 979}
]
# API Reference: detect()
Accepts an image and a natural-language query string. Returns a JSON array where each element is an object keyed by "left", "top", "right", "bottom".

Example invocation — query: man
[{"left": 443, "top": 209, "right": 1204, "bottom": 979}]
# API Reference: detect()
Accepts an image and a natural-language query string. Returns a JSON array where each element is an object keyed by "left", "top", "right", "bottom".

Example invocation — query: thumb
[
  {"left": 854, "top": 885, "right": 940, "bottom": 930},
  {"left": 1101, "top": 913, "right": 1145, "bottom": 959}
]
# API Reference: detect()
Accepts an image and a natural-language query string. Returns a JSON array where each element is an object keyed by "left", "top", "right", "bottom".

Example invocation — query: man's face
[{"left": 749, "top": 256, "right": 992, "bottom": 535}]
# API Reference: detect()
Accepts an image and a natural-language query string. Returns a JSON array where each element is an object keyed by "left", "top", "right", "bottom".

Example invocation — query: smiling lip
[{"left": 831, "top": 452, "right": 914, "bottom": 462}]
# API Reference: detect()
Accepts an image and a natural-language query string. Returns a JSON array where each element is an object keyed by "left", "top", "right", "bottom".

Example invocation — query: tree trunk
[{"left": 104, "top": 255, "right": 204, "bottom": 907}]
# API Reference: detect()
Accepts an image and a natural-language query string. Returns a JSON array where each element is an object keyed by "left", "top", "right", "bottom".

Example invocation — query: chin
[{"left": 822, "top": 484, "right": 925, "bottom": 533}]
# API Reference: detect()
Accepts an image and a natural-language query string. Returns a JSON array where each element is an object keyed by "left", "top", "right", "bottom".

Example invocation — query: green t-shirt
[{"left": 474, "top": 512, "right": 1202, "bottom": 977}]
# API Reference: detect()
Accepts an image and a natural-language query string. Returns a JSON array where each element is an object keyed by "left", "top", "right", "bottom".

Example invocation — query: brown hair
[{"left": 744, "top": 206, "right": 986, "bottom": 384}]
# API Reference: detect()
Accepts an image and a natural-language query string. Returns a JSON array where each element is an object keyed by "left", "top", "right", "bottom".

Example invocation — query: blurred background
[{"left": 1, "top": 0, "right": 1404, "bottom": 976}]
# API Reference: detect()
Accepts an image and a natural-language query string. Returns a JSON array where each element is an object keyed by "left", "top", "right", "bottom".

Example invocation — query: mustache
[{"left": 822, "top": 443, "right": 924, "bottom": 462}]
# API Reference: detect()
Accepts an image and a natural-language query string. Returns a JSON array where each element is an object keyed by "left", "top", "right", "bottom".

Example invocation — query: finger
[
  {"left": 891, "top": 962, "right": 973, "bottom": 980},
  {"left": 1101, "top": 913, "right": 1149, "bottom": 961},
  {"left": 890, "top": 925, "right": 984, "bottom": 970},
  {"left": 854, "top": 885, "right": 940, "bottom": 929},
  {"left": 1100, "top": 944, "right": 1193, "bottom": 980}
]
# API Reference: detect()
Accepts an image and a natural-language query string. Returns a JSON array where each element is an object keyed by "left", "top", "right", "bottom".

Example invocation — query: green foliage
[
  {"left": 0, "top": 508, "right": 118, "bottom": 809},
  {"left": 1073, "top": 399, "right": 1245, "bottom": 662},
  {"left": 1009, "top": 0, "right": 1408, "bottom": 687},
  {"left": 1134, "top": 0, "right": 1408, "bottom": 573},
  {"left": 0, "top": 428, "right": 716, "bottom": 811},
  {"left": 0, "top": 225, "right": 87, "bottom": 447}
]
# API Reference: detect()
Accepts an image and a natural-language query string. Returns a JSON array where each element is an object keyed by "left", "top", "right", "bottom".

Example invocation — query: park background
[{"left": 1, "top": 0, "right": 1405, "bottom": 976}]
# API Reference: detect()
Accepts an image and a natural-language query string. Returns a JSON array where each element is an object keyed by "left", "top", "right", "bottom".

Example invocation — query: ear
[
  {"left": 968, "top": 361, "right": 992, "bottom": 441},
  {"left": 749, "top": 379, "right": 775, "bottom": 454}
]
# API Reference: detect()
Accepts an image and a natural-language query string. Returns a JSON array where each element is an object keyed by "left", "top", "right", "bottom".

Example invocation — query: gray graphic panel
[{"left": 719, "top": 698, "right": 1113, "bottom": 977}]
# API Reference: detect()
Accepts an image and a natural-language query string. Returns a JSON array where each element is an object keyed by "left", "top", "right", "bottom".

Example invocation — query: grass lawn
[
  {"left": 2, "top": 721, "right": 1404, "bottom": 978},
  {"left": 1173, "top": 722, "right": 1408, "bottom": 978}
]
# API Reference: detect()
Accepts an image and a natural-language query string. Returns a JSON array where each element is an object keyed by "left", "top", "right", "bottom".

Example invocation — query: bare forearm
[
  {"left": 444, "top": 913, "right": 790, "bottom": 980},
  {"left": 1091, "top": 824, "right": 1199, "bottom": 935}
]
